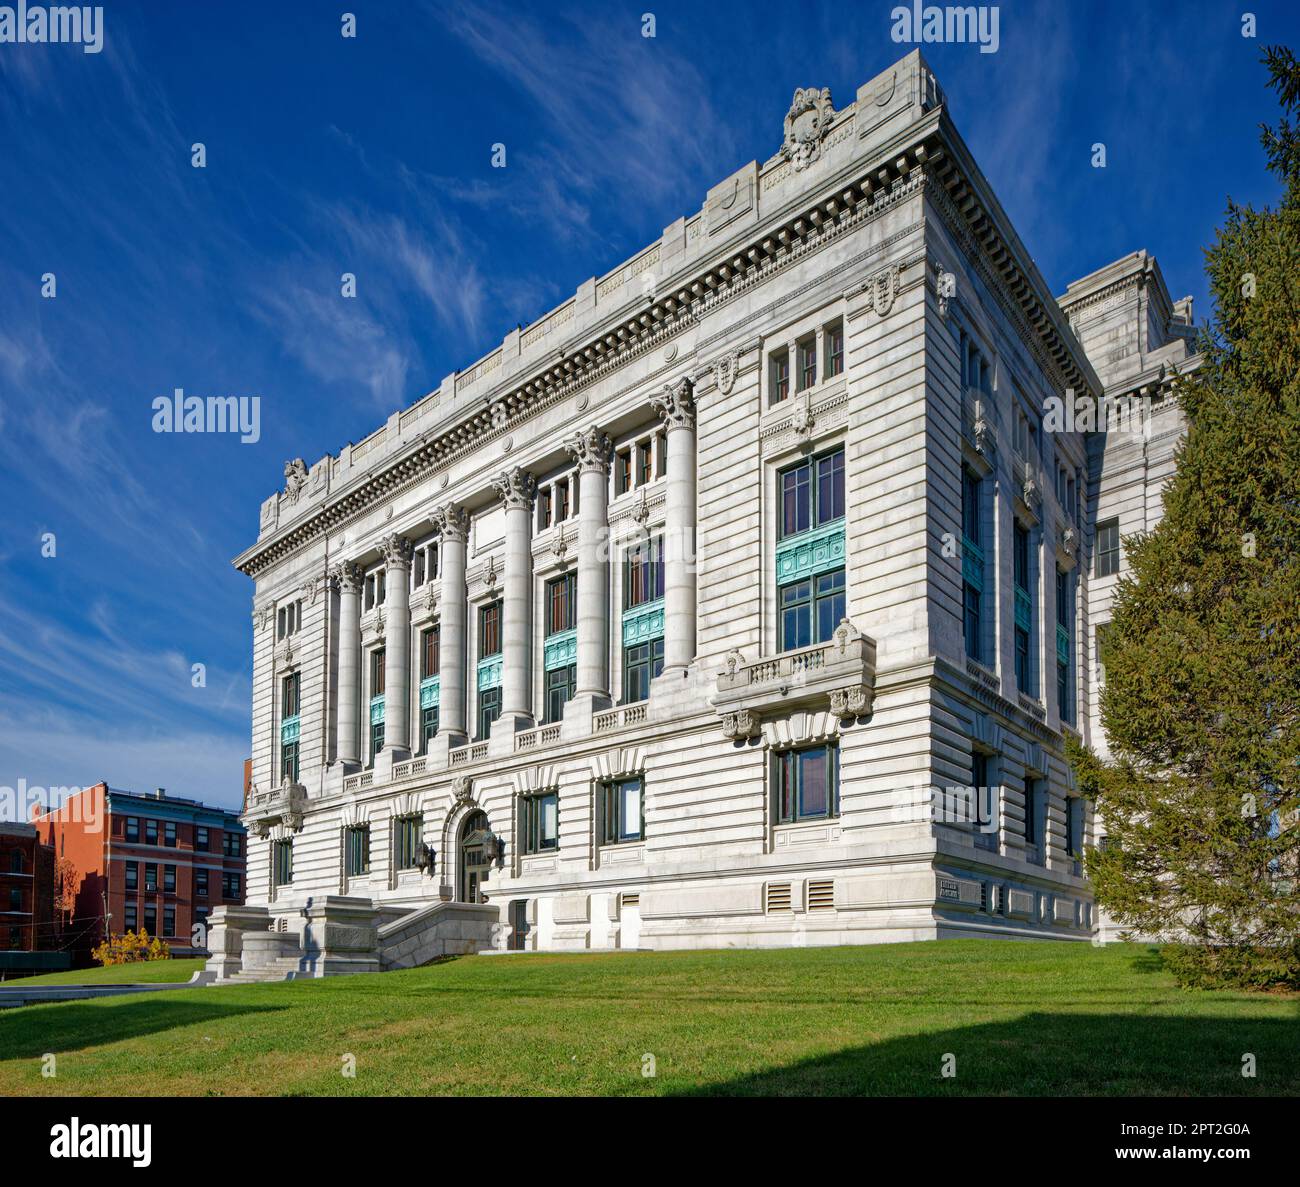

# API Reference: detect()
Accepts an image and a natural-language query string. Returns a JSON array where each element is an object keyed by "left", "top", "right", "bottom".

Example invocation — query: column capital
[
  {"left": 492, "top": 466, "right": 537, "bottom": 512},
  {"left": 330, "top": 560, "right": 364, "bottom": 593},
  {"left": 652, "top": 376, "right": 696, "bottom": 430},
  {"left": 565, "top": 425, "right": 613, "bottom": 474},
  {"left": 431, "top": 503, "right": 470, "bottom": 543},
  {"left": 381, "top": 533, "right": 414, "bottom": 569}
]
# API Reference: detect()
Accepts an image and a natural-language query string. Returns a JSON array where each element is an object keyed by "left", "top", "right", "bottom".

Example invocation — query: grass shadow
[
  {"left": 676, "top": 1010, "right": 1300, "bottom": 1096},
  {"left": 0, "top": 996, "right": 287, "bottom": 1061}
]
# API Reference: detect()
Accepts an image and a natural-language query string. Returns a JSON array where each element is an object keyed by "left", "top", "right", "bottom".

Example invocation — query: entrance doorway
[{"left": 458, "top": 810, "right": 492, "bottom": 904}]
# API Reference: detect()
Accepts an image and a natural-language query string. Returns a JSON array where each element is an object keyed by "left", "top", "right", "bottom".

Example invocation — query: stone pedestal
[
  {"left": 203, "top": 904, "right": 272, "bottom": 980},
  {"left": 299, "top": 896, "right": 381, "bottom": 977}
]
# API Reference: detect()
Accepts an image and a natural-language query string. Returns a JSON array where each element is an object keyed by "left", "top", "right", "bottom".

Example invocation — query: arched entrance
[{"left": 458, "top": 810, "right": 492, "bottom": 904}]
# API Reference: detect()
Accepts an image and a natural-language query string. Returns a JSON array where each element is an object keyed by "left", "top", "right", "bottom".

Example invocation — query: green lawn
[
  {"left": 3, "top": 958, "right": 206, "bottom": 987},
  {"left": 0, "top": 941, "right": 1295, "bottom": 1096}
]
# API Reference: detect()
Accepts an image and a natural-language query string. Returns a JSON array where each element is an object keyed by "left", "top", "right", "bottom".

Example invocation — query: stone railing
[
  {"left": 514, "top": 724, "right": 562, "bottom": 753},
  {"left": 593, "top": 703, "right": 648, "bottom": 734},
  {"left": 712, "top": 619, "right": 877, "bottom": 738}
]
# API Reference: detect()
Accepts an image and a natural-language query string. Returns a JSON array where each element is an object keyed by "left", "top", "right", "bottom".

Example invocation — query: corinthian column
[
  {"left": 382, "top": 534, "right": 414, "bottom": 754},
  {"left": 652, "top": 377, "right": 697, "bottom": 677},
  {"left": 431, "top": 504, "right": 469, "bottom": 740},
  {"left": 566, "top": 426, "right": 613, "bottom": 704},
  {"left": 332, "top": 561, "right": 363, "bottom": 766},
  {"left": 492, "top": 466, "right": 537, "bottom": 726}
]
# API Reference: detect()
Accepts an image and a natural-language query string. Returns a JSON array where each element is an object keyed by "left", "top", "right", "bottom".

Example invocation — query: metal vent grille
[
  {"left": 980, "top": 882, "right": 989, "bottom": 911},
  {"left": 620, "top": 892, "right": 640, "bottom": 908},
  {"left": 766, "top": 882, "right": 793, "bottom": 913},
  {"left": 806, "top": 879, "right": 835, "bottom": 911}
]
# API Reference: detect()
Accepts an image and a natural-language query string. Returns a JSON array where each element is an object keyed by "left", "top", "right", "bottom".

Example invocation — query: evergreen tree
[{"left": 1070, "top": 46, "right": 1300, "bottom": 989}]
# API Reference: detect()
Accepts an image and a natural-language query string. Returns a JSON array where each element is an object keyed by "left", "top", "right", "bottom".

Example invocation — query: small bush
[{"left": 92, "top": 929, "right": 171, "bottom": 967}]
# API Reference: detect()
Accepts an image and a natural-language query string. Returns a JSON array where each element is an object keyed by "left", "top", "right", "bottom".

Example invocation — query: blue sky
[{"left": 0, "top": 0, "right": 1294, "bottom": 812}]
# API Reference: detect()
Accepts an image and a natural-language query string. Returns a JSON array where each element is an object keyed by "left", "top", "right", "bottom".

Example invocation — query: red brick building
[
  {"left": 33, "top": 783, "right": 247, "bottom": 966},
  {"left": 0, "top": 822, "right": 68, "bottom": 978}
]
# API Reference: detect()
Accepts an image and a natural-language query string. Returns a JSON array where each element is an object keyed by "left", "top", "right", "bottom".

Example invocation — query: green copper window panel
[
  {"left": 774, "top": 518, "right": 845, "bottom": 585},
  {"left": 621, "top": 599, "right": 664, "bottom": 648},
  {"left": 543, "top": 627, "right": 578, "bottom": 672},
  {"left": 476, "top": 655, "right": 503, "bottom": 691}
]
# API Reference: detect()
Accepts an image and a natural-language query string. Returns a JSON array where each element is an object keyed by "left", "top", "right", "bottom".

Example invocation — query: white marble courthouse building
[{"left": 222, "top": 51, "right": 1198, "bottom": 970}]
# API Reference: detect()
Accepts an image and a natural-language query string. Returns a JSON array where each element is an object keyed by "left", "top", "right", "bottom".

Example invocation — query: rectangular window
[
  {"left": 273, "top": 841, "right": 293, "bottom": 887},
  {"left": 370, "top": 720, "right": 384, "bottom": 763},
  {"left": 370, "top": 647, "right": 386, "bottom": 697},
  {"left": 962, "top": 466, "right": 983, "bottom": 662},
  {"left": 547, "top": 573, "right": 577, "bottom": 634},
  {"left": 144, "top": 863, "right": 158, "bottom": 892},
  {"left": 1015, "top": 626, "right": 1030, "bottom": 691},
  {"left": 195, "top": 826, "right": 209, "bottom": 852},
  {"left": 544, "top": 665, "right": 577, "bottom": 724},
  {"left": 196, "top": 868, "right": 208, "bottom": 898},
  {"left": 624, "top": 536, "right": 665, "bottom": 609},
  {"left": 1095, "top": 517, "right": 1120, "bottom": 578},
  {"left": 1013, "top": 522, "right": 1029, "bottom": 591},
  {"left": 775, "top": 744, "right": 840, "bottom": 824},
  {"left": 346, "top": 825, "right": 371, "bottom": 877},
  {"left": 778, "top": 447, "right": 844, "bottom": 540},
  {"left": 971, "top": 752, "right": 996, "bottom": 850},
  {"left": 962, "top": 467, "right": 982, "bottom": 547},
  {"left": 1024, "top": 778, "right": 1043, "bottom": 862},
  {"left": 163, "top": 864, "right": 176, "bottom": 893},
  {"left": 223, "top": 872, "right": 241, "bottom": 900},
  {"left": 1095, "top": 622, "right": 1111, "bottom": 686},
  {"left": 778, "top": 568, "right": 845, "bottom": 652},
  {"left": 602, "top": 777, "right": 644, "bottom": 845},
  {"left": 1065, "top": 797, "right": 1084, "bottom": 858},
  {"left": 538, "top": 487, "right": 553, "bottom": 530},
  {"left": 395, "top": 816, "right": 423, "bottom": 870},
  {"left": 420, "top": 705, "right": 439, "bottom": 751},
  {"left": 164, "top": 822, "right": 177, "bottom": 848},
  {"left": 124, "top": 903, "right": 138, "bottom": 933},
  {"left": 479, "top": 601, "right": 502, "bottom": 658},
  {"left": 281, "top": 671, "right": 300, "bottom": 718},
  {"left": 770, "top": 349, "right": 790, "bottom": 404},
  {"left": 556, "top": 478, "right": 571, "bottom": 522},
  {"left": 125, "top": 817, "right": 139, "bottom": 843},
  {"left": 163, "top": 906, "right": 176, "bottom": 938},
  {"left": 522, "top": 792, "right": 559, "bottom": 854},
  {"left": 637, "top": 441, "right": 653, "bottom": 488},
  {"left": 8, "top": 926, "right": 20, "bottom": 948},
  {"left": 623, "top": 637, "right": 664, "bottom": 703},
  {"left": 143, "top": 903, "right": 157, "bottom": 936},
  {"left": 223, "top": 833, "right": 241, "bottom": 859},
  {"left": 615, "top": 449, "right": 632, "bottom": 496},
  {"left": 477, "top": 687, "right": 501, "bottom": 741},
  {"left": 145, "top": 819, "right": 158, "bottom": 845},
  {"left": 825, "top": 320, "right": 844, "bottom": 379},
  {"left": 656, "top": 431, "right": 667, "bottom": 478},
  {"left": 125, "top": 861, "right": 138, "bottom": 891},
  {"left": 277, "top": 600, "right": 301, "bottom": 640},
  {"left": 796, "top": 337, "right": 816, "bottom": 391},
  {"left": 1057, "top": 567, "right": 1073, "bottom": 725},
  {"left": 421, "top": 626, "right": 441, "bottom": 680}
]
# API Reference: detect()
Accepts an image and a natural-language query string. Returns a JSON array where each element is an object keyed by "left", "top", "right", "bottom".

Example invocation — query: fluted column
[
  {"left": 493, "top": 466, "right": 537, "bottom": 725},
  {"left": 652, "top": 377, "right": 697, "bottom": 676},
  {"left": 333, "top": 562, "right": 363, "bottom": 766},
  {"left": 431, "top": 504, "right": 470, "bottom": 739},
  {"left": 382, "top": 534, "right": 413, "bottom": 754},
  {"left": 566, "top": 426, "right": 613, "bottom": 702}
]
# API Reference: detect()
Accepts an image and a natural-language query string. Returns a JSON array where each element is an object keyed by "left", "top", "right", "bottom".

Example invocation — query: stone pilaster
[
  {"left": 492, "top": 466, "right": 537, "bottom": 727},
  {"left": 431, "top": 504, "right": 470, "bottom": 740},
  {"left": 332, "top": 561, "right": 363, "bottom": 766},
  {"left": 566, "top": 425, "right": 613, "bottom": 705},
  {"left": 382, "top": 534, "right": 414, "bottom": 755},
  {"left": 652, "top": 377, "right": 697, "bottom": 676}
]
